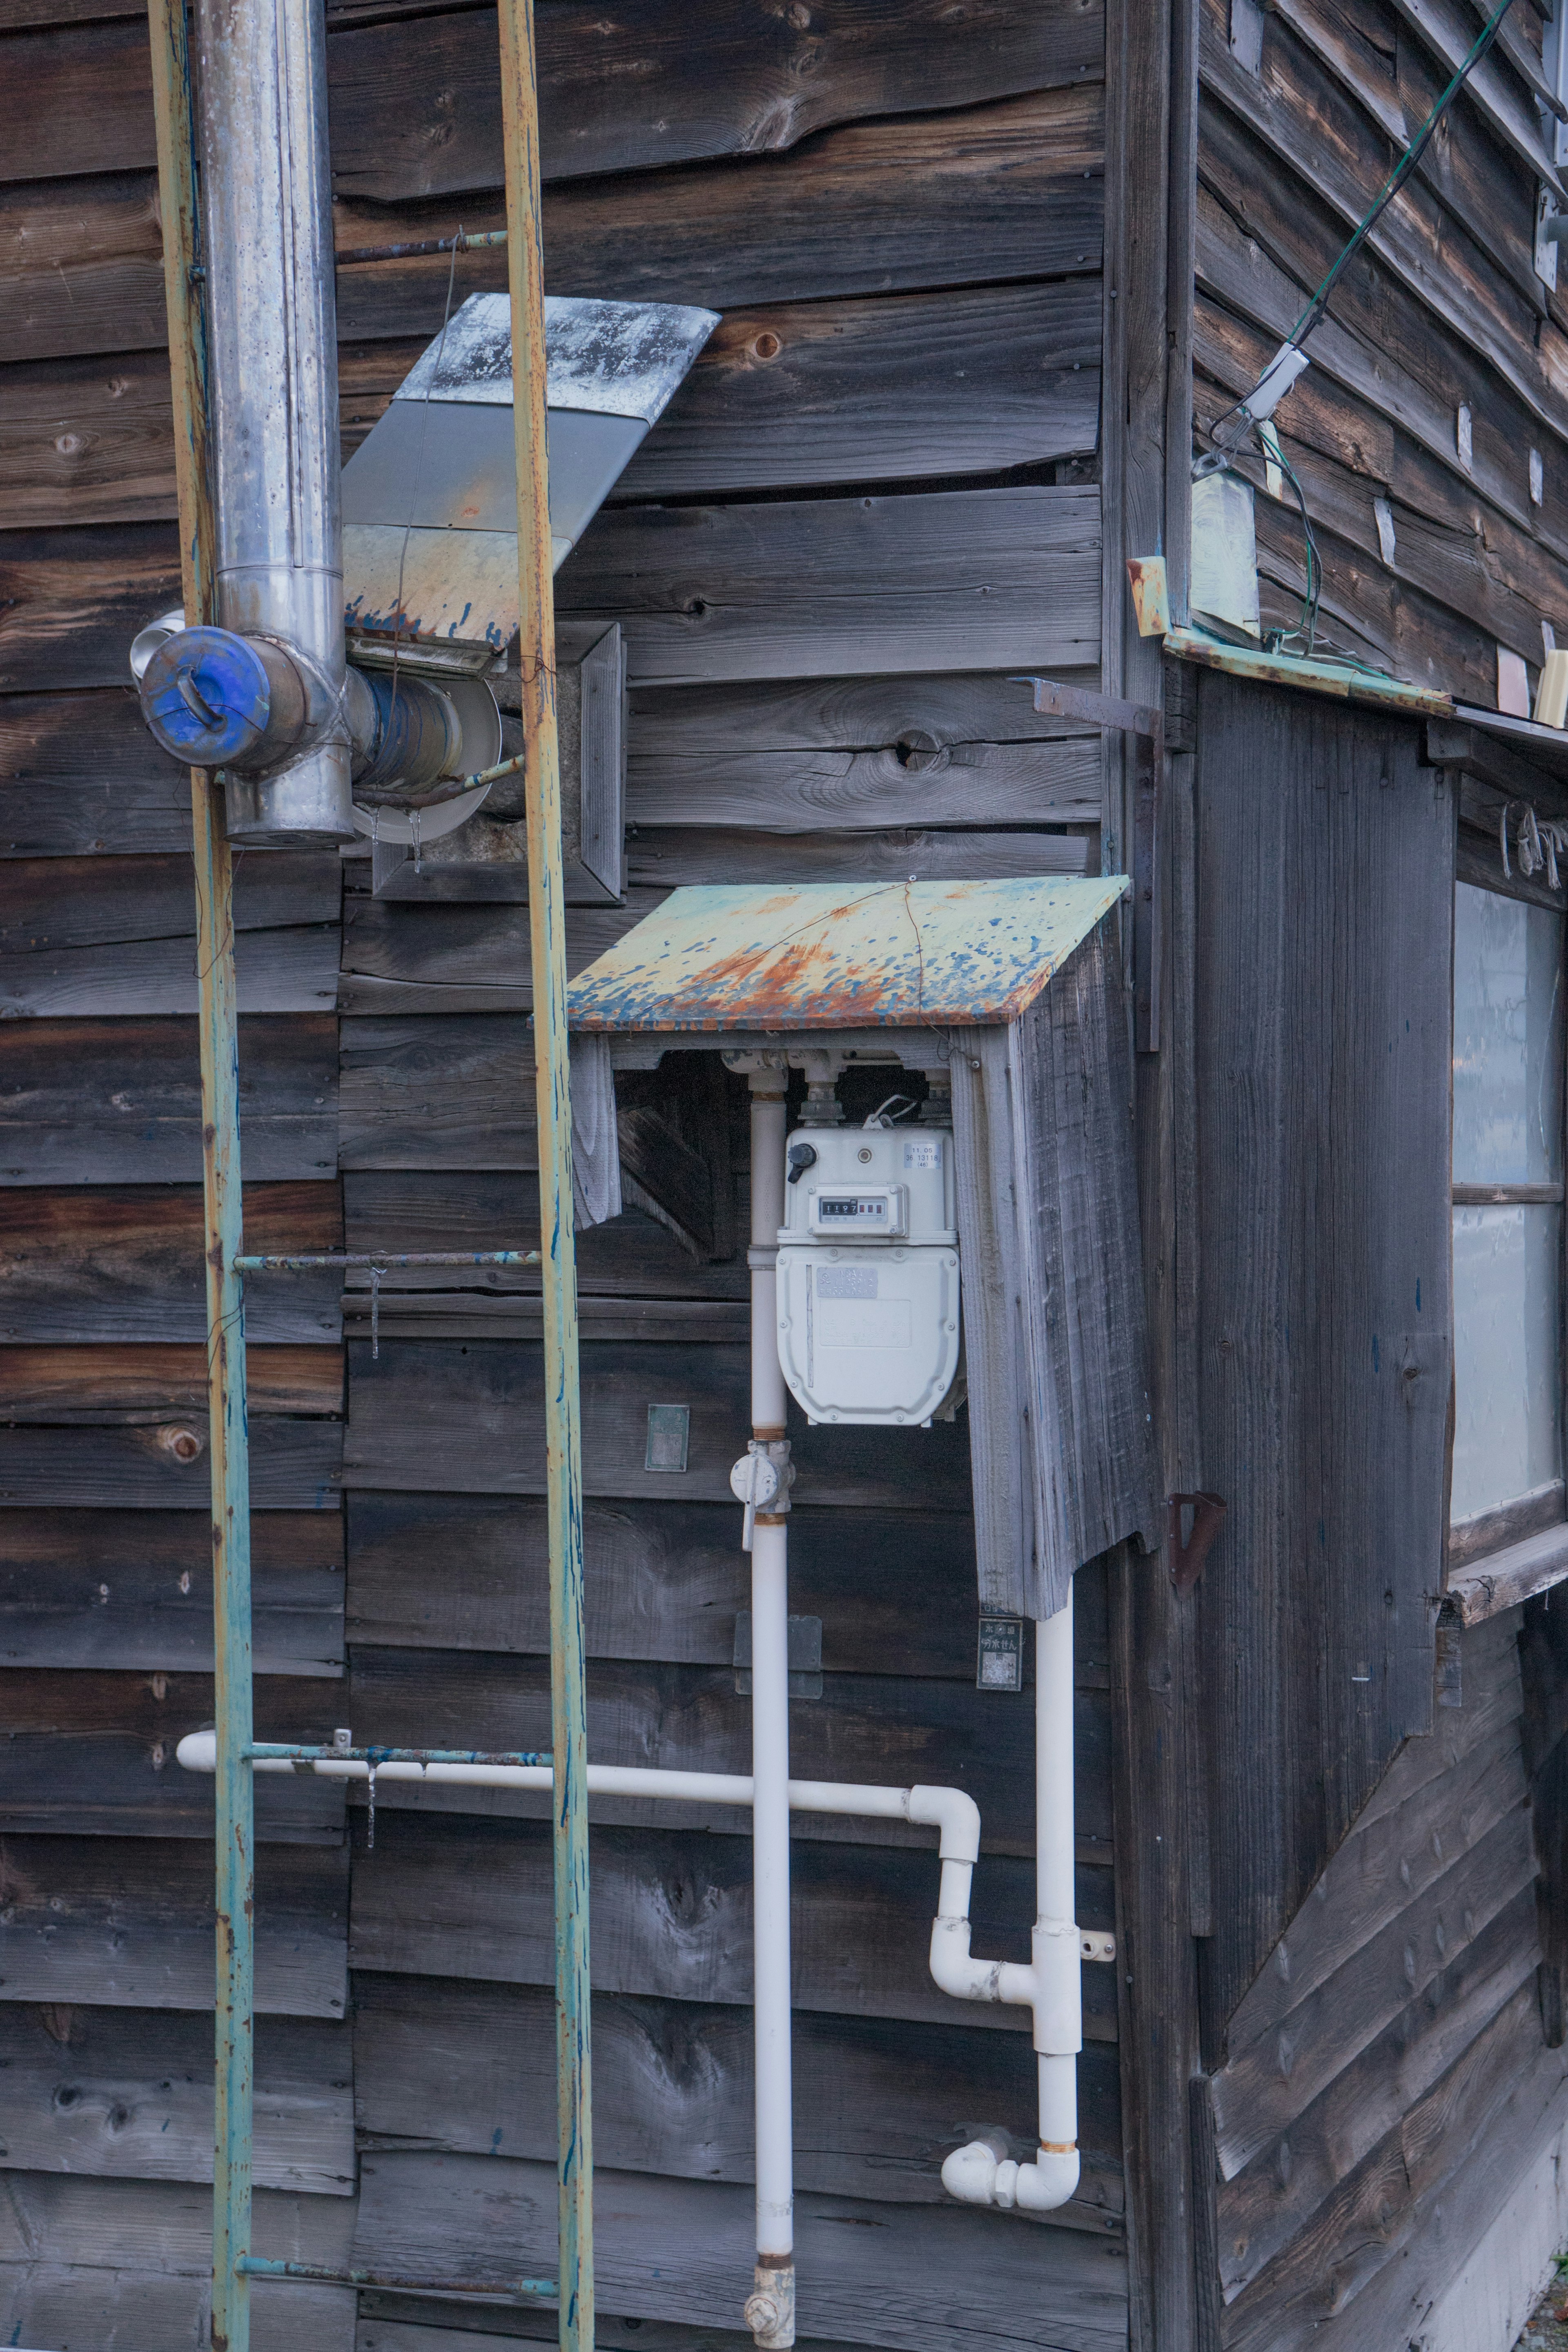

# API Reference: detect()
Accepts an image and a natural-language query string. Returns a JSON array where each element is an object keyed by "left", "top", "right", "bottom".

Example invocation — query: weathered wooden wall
[
  {"left": 1196, "top": 0, "right": 1568, "bottom": 703},
  {"left": 0, "top": 0, "right": 1134, "bottom": 2344},
  {"left": 1193, "top": 1607, "right": 1568, "bottom": 2348}
]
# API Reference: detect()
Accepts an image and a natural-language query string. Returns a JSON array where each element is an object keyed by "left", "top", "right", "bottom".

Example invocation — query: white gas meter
[{"left": 775, "top": 1120, "right": 961, "bottom": 1427}]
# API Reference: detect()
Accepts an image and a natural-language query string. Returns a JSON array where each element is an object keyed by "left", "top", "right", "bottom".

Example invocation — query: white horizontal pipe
[{"left": 174, "top": 1731, "right": 979, "bottom": 1853}]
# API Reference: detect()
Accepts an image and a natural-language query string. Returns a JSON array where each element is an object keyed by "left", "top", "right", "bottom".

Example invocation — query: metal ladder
[{"left": 143, "top": 1, "right": 595, "bottom": 2343}]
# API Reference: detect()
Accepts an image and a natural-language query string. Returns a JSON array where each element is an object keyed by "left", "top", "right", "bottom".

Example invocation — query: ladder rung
[
  {"left": 233, "top": 1249, "right": 541, "bottom": 1270},
  {"left": 236, "top": 2255, "right": 556, "bottom": 2300},
  {"left": 249, "top": 1742, "right": 552, "bottom": 1766}
]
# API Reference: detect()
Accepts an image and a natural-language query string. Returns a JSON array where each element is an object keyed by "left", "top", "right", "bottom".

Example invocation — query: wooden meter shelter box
[{"left": 568, "top": 874, "right": 1160, "bottom": 1620}]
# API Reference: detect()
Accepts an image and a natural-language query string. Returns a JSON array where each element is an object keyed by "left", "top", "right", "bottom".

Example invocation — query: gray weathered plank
[
  {"left": 343, "top": 1338, "right": 975, "bottom": 1511},
  {"left": 340, "top": 1292, "right": 750, "bottom": 1343},
  {"left": 625, "top": 737, "right": 1102, "bottom": 832},
  {"left": 348, "top": 1813, "right": 1116, "bottom": 2038},
  {"left": 0, "top": 2003, "right": 354, "bottom": 2193},
  {"left": 351, "top": 1973, "right": 1122, "bottom": 2214},
  {"left": 350, "top": 2150, "right": 1130, "bottom": 2352},
  {"left": 627, "top": 668, "right": 1106, "bottom": 758},
  {"left": 0, "top": 2262, "right": 354, "bottom": 2352},
  {"left": 626, "top": 824, "right": 1096, "bottom": 888},
  {"left": 0, "top": 850, "right": 339, "bottom": 946},
  {"left": 339, "top": 1016, "right": 533, "bottom": 1171},
  {"left": 0, "top": 924, "right": 341, "bottom": 1016},
  {"left": 0, "top": 1836, "right": 347, "bottom": 2015},
  {"left": 0, "top": 1509, "right": 343, "bottom": 1676},
  {"left": 0, "top": 1014, "right": 338, "bottom": 1183},
  {"left": 0, "top": 1183, "right": 342, "bottom": 1343},
  {"left": 556, "top": 486, "right": 1101, "bottom": 684}
]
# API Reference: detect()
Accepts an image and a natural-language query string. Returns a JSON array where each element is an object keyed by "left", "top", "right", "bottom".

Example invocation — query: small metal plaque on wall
[
  {"left": 977, "top": 1615, "right": 1025, "bottom": 1692},
  {"left": 645, "top": 1403, "right": 690, "bottom": 1473}
]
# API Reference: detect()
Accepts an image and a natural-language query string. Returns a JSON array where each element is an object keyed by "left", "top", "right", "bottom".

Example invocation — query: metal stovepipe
[{"left": 193, "top": 0, "right": 354, "bottom": 843}]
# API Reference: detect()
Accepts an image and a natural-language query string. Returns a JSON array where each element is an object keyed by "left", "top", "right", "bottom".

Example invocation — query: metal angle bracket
[
  {"left": 1017, "top": 676, "right": 1165, "bottom": 1054},
  {"left": 1167, "top": 1490, "right": 1227, "bottom": 1598}
]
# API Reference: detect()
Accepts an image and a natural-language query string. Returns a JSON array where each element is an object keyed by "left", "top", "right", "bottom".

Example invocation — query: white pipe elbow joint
[
  {"left": 940, "top": 2138, "right": 1080, "bottom": 2213},
  {"left": 928, "top": 1914, "right": 1002, "bottom": 2003},
  {"left": 908, "top": 1784, "right": 981, "bottom": 1864},
  {"left": 176, "top": 1731, "right": 217, "bottom": 1773}
]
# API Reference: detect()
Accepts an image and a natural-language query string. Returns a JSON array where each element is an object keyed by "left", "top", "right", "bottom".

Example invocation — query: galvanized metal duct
[{"left": 146, "top": 0, "right": 353, "bottom": 843}]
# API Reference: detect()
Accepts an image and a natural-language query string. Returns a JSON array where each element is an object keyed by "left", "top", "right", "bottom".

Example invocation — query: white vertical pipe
[
  {"left": 1031, "top": 1592, "right": 1080, "bottom": 2201},
  {"left": 746, "top": 1075, "right": 795, "bottom": 2349}
]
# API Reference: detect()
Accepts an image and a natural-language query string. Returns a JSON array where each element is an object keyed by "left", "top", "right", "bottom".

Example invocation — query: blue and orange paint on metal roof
[{"left": 567, "top": 875, "right": 1129, "bottom": 1033}]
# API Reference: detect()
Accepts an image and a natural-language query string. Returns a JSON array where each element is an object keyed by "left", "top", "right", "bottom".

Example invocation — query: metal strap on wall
[{"left": 143, "top": 1, "right": 593, "bottom": 2344}]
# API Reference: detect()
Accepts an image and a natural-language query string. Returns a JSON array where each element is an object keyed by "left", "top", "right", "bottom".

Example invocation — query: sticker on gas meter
[{"left": 903, "top": 1139, "right": 941, "bottom": 1170}]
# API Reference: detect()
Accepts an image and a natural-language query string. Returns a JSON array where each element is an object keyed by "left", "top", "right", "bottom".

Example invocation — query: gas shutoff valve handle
[
  {"left": 730, "top": 1440, "right": 792, "bottom": 1552},
  {"left": 786, "top": 1141, "right": 817, "bottom": 1185}
]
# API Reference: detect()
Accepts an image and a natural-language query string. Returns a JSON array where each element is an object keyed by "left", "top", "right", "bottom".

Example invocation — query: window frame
[{"left": 1448, "top": 843, "right": 1568, "bottom": 1573}]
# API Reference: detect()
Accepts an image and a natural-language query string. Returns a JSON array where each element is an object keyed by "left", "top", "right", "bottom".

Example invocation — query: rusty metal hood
[{"left": 566, "top": 877, "right": 1129, "bottom": 1032}]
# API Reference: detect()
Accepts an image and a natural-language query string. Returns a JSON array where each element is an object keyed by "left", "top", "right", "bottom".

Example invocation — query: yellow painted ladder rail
[{"left": 142, "top": 0, "right": 594, "bottom": 2344}]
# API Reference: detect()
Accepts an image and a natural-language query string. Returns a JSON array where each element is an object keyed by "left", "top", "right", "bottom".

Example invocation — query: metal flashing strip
[
  {"left": 566, "top": 877, "right": 1128, "bottom": 1033},
  {"left": 1163, "top": 625, "right": 1454, "bottom": 720}
]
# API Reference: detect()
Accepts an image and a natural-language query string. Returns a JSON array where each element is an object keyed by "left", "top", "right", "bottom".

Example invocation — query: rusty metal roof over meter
[{"left": 566, "top": 877, "right": 1129, "bottom": 1032}]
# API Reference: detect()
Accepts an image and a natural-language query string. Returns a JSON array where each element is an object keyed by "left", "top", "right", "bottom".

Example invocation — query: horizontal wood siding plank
[
  {"left": 626, "top": 824, "right": 1096, "bottom": 887},
  {"left": 344, "top": 1170, "right": 750, "bottom": 1302},
  {"left": 339, "top": 1015, "right": 534, "bottom": 1170},
  {"left": 0, "top": 1836, "right": 348, "bottom": 2015},
  {"left": 0, "top": 1014, "right": 338, "bottom": 1183},
  {"left": 351, "top": 2149, "right": 1131, "bottom": 2352},
  {"left": 625, "top": 737, "right": 1102, "bottom": 832},
  {"left": 344, "top": 1338, "right": 976, "bottom": 1510},
  {"left": 348, "top": 1812, "right": 1116, "bottom": 2038},
  {"left": 9, "top": 282, "right": 1100, "bottom": 531},
  {"left": 0, "top": 927, "right": 340, "bottom": 1017},
  {"left": 0, "top": 1418, "right": 343, "bottom": 1510},
  {"left": 0, "top": 1183, "right": 343, "bottom": 1343},
  {"left": 347, "top": 1492, "right": 1114, "bottom": 1683},
  {"left": 0, "top": 2004, "right": 354, "bottom": 2194},
  {"left": 0, "top": 523, "right": 178, "bottom": 692},
  {"left": 628, "top": 667, "right": 1104, "bottom": 757},
  {"left": 351, "top": 1973, "right": 1122, "bottom": 2210},
  {"left": 0, "top": 1343, "right": 342, "bottom": 1421},
  {"left": 345, "top": 1646, "right": 1113, "bottom": 1857},
  {"left": 556, "top": 485, "right": 1101, "bottom": 684},
  {"left": 0, "top": 1508, "right": 344, "bottom": 1676},
  {"left": 6, "top": 93, "right": 1102, "bottom": 364},
  {"left": 338, "top": 890, "right": 661, "bottom": 1016},
  {"left": 0, "top": 851, "right": 339, "bottom": 945},
  {"left": 0, "top": 2263, "right": 354, "bottom": 2351},
  {"left": 0, "top": 1670, "right": 345, "bottom": 1840},
  {"left": 0, "top": 3, "right": 1103, "bottom": 194}
]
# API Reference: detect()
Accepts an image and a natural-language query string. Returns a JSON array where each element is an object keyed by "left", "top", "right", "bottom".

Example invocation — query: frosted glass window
[
  {"left": 1452, "top": 1204, "right": 1563, "bottom": 1519},
  {"left": 1453, "top": 882, "right": 1564, "bottom": 1185}
]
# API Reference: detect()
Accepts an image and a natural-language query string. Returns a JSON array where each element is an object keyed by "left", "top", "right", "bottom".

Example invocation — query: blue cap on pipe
[{"left": 138, "top": 627, "right": 273, "bottom": 766}]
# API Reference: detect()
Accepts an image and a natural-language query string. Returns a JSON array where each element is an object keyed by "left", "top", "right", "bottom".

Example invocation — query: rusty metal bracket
[
  {"left": 1167, "top": 1492, "right": 1227, "bottom": 1597},
  {"left": 1020, "top": 677, "right": 1165, "bottom": 1052}
]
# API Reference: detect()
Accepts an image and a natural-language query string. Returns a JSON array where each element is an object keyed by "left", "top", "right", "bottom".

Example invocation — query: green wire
[{"left": 1282, "top": 0, "right": 1517, "bottom": 353}]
